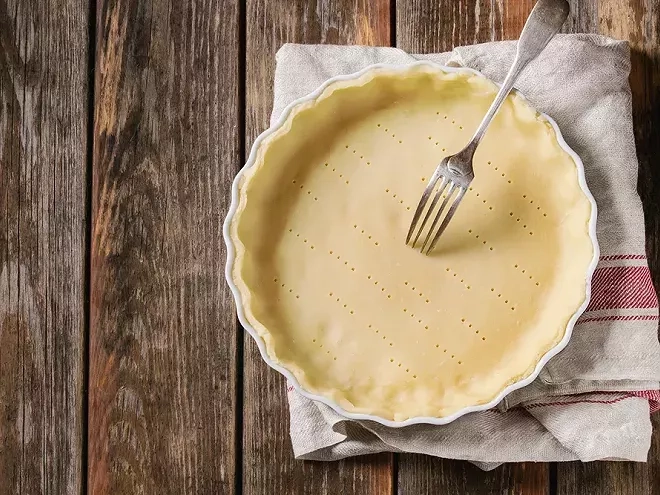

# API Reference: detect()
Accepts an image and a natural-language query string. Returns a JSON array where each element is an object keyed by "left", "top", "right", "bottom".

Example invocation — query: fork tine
[
  {"left": 424, "top": 187, "right": 467, "bottom": 255},
  {"left": 411, "top": 177, "right": 450, "bottom": 248},
  {"left": 406, "top": 169, "right": 442, "bottom": 245},
  {"left": 420, "top": 182, "right": 456, "bottom": 253}
]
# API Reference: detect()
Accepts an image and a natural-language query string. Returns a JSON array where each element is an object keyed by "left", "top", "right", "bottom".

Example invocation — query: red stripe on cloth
[
  {"left": 629, "top": 390, "right": 660, "bottom": 414},
  {"left": 577, "top": 314, "right": 659, "bottom": 324},
  {"left": 586, "top": 266, "right": 658, "bottom": 311},
  {"left": 600, "top": 254, "right": 647, "bottom": 261},
  {"left": 524, "top": 391, "right": 660, "bottom": 414},
  {"left": 524, "top": 396, "right": 633, "bottom": 408}
]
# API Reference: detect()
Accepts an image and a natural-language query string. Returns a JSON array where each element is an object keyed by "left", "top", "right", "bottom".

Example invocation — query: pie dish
[{"left": 224, "top": 63, "right": 599, "bottom": 425}]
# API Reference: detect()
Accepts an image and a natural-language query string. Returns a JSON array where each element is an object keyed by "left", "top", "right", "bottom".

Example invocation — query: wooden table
[{"left": 1, "top": 0, "right": 659, "bottom": 493}]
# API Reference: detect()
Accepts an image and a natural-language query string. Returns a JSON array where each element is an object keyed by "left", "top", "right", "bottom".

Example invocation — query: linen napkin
[{"left": 270, "top": 35, "right": 660, "bottom": 469}]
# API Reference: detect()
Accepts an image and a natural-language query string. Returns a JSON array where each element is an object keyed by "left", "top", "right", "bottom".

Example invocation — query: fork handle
[{"left": 448, "top": 0, "right": 569, "bottom": 174}]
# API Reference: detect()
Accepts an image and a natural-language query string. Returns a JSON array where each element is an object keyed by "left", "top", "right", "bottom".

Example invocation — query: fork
[{"left": 406, "top": 0, "right": 569, "bottom": 255}]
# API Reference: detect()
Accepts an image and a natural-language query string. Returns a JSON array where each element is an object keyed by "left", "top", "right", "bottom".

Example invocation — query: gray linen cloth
[{"left": 267, "top": 35, "right": 660, "bottom": 469}]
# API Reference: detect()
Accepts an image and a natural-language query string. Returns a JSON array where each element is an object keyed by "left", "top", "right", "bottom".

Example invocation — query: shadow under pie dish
[{"left": 224, "top": 63, "right": 599, "bottom": 426}]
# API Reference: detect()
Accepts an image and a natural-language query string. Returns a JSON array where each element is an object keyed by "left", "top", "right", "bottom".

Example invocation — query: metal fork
[{"left": 406, "top": 0, "right": 569, "bottom": 255}]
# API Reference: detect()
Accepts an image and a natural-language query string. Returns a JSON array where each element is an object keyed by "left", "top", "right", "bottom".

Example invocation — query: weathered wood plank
[
  {"left": 243, "top": 1, "right": 393, "bottom": 494},
  {"left": 557, "top": 0, "right": 660, "bottom": 491},
  {"left": 396, "top": 0, "right": 490, "bottom": 53},
  {"left": 0, "top": 0, "right": 88, "bottom": 494},
  {"left": 398, "top": 457, "right": 549, "bottom": 495},
  {"left": 562, "top": 0, "right": 599, "bottom": 34},
  {"left": 395, "top": 1, "right": 548, "bottom": 493},
  {"left": 88, "top": 1, "right": 241, "bottom": 493}
]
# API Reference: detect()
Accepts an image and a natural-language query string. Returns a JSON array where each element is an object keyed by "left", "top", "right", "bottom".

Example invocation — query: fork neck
[
  {"left": 468, "top": 59, "right": 522, "bottom": 149},
  {"left": 460, "top": 1, "right": 568, "bottom": 160},
  {"left": 448, "top": 55, "right": 524, "bottom": 179},
  {"left": 446, "top": 63, "right": 519, "bottom": 177}
]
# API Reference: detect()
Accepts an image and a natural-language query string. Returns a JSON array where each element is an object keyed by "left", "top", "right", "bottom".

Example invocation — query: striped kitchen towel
[{"left": 272, "top": 36, "right": 660, "bottom": 467}]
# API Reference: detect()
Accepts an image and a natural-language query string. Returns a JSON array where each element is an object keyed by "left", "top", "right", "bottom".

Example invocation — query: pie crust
[{"left": 227, "top": 65, "right": 597, "bottom": 422}]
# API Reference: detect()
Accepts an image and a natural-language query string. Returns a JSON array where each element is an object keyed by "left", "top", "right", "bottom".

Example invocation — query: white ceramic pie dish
[{"left": 223, "top": 61, "right": 599, "bottom": 427}]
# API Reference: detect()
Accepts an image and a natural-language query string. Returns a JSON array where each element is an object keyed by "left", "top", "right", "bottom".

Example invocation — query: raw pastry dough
[{"left": 229, "top": 66, "right": 594, "bottom": 421}]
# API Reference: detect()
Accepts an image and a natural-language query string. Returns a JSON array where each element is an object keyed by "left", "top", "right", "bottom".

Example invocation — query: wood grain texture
[
  {"left": 243, "top": 1, "right": 393, "bottom": 494},
  {"left": 395, "top": 0, "right": 538, "bottom": 54},
  {"left": 88, "top": 0, "right": 241, "bottom": 493},
  {"left": 561, "top": 0, "right": 599, "bottom": 34},
  {"left": 395, "top": 1, "right": 548, "bottom": 493},
  {"left": 0, "top": 0, "right": 87, "bottom": 493},
  {"left": 396, "top": 0, "right": 492, "bottom": 53},
  {"left": 557, "top": 0, "right": 660, "bottom": 491},
  {"left": 398, "top": 457, "right": 549, "bottom": 495}
]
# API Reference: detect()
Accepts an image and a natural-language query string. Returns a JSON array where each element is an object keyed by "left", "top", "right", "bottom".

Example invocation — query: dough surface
[{"left": 230, "top": 66, "right": 594, "bottom": 421}]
